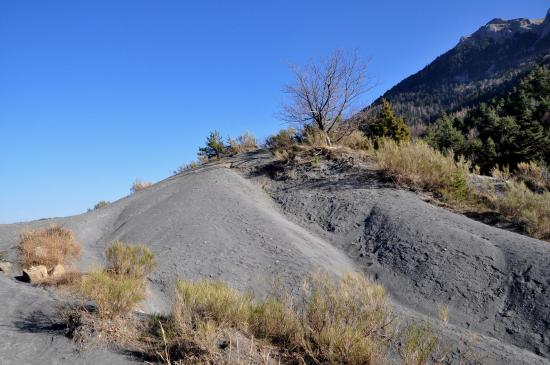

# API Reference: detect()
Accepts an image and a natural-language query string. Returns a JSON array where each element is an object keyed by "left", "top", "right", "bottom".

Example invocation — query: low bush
[
  {"left": 131, "top": 179, "right": 153, "bottom": 193},
  {"left": 374, "top": 138, "right": 472, "bottom": 203},
  {"left": 105, "top": 240, "right": 156, "bottom": 279},
  {"left": 18, "top": 225, "right": 81, "bottom": 270},
  {"left": 74, "top": 270, "right": 145, "bottom": 320}
]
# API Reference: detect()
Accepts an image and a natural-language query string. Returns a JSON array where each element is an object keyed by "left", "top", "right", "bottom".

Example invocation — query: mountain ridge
[{"left": 374, "top": 8, "right": 550, "bottom": 125}]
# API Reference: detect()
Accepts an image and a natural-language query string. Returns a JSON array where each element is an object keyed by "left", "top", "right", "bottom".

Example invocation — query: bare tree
[{"left": 280, "top": 50, "right": 371, "bottom": 146}]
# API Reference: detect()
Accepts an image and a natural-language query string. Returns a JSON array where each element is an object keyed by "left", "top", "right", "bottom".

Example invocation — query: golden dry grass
[
  {"left": 131, "top": 179, "right": 153, "bottom": 193},
  {"left": 157, "top": 272, "right": 400, "bottom": 365},
  {"left": 228, "top": 132, "right": 259, "bottom": 154},
  {"left": 493, "top": 180, "right": 550, "bottom": 240},
  {"left": 40, "top": 271, "right": 83, "bottom": 287},
  {"left": 74, "top": 270, "right": 145, "bottom": 320},
  {"left": 18, "top": 225, "right": 81, "bottom": 270},
  {"left": 373, "top": 138, "right": 471, "bottom": 203}
]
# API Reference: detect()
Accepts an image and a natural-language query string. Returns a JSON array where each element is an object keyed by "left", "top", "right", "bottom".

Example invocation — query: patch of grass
[
  {"left": 515, "top": 161, "right": 550, "bottom": 193},
  {"left": 373, "top": 138, "right": 472, "bottom": 204},
  {"left": 40, "top": 271, "right": 83, "bottom": 287},
  {"left": 299, "top": 272, "right": 395, "bottom": 365},
  {"left": 401, "top": 322, "right": 440, "bottom": 365},
  {"left": 173, "top": 279, "right": 253, "bottom": 329},
  {"left": 493, "top": 179, "right": 550, "bottom": 240},
  {"left": 131, "top": 179, "right": 153, "bottom": 193},
  {"left": 18, "top": 225, "right": 81, "bottom": 270},
  {"left": 74, "top": 270, "right": 145, "bottom": 320},
  {"left": 338, "top": 130, "right": 372, "bottom": 151},
  {"left": 0, "top": 250, "right": 7, "bottom": 261},
  {"left": 105, "top": 240, "right": 156, "bottom": 279},
  {"left": 155, "top": 272, "right": 398, "bottom": 364}
]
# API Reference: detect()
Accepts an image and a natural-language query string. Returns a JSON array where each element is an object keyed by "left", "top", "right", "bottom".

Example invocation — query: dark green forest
[{"left": 427, "top": 64, "right": 550, "bottom": 173}]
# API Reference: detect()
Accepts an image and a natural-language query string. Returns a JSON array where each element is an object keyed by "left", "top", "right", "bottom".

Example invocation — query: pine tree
[
  {"left": 198, "top": 131, "right": 225, "bottom": 160},
  {"left": 366, "top": 99, "right": 411, "bottom": 142}
]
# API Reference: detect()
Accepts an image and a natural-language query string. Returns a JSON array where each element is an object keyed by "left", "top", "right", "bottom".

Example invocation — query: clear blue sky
[{"left": 1, "top": 1, "right": 548, "bottom": 223}]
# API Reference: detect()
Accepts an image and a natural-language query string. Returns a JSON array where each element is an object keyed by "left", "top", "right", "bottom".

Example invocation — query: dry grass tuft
[
  {"left": 401, "top": 322, "right": 440, "bottom": 365},
  {"left": 338, "top": 130, "right": 372, "bottom": 151},
  {"left": 131, "top": 179, "right": 153, "bottom": 193},
  {"left": 40, "top": 271, "right": 83, "bottom": 287},
  {"left": 515, "top": 161, "right": 550, "bottom": 192},
  {"left": 373, "top": 138, "right": 472, "bottom": 203},
  {"left": 74, "top": 270, "right": 145, "bottom": 320},
  {"left": 153, "top": 272, "right": 399, "bottom": 364},
  {"left": 228, "top": 132, "right": 259, "bottom": 154},
  {"left": 105, "top": 240, "right": 156, "bottom": 279},
  {"left": 299, "top": 272, "right": 395, "bottom": 365},
  {"left": 18, "top": 225, "right": 80, "bottom": 270},
  {"left": 493, "top": 179, "right": 550, "bottom": 240}
]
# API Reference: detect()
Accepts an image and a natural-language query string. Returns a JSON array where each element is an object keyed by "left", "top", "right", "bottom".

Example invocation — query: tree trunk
[{"left": 325, "top": 132, "right": 332, "bottom": 146}]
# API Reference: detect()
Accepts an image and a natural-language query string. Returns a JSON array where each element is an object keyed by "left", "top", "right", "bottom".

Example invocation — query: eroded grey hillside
[{"left": 0, "top": 150, "right": 549, "bottom": 364}]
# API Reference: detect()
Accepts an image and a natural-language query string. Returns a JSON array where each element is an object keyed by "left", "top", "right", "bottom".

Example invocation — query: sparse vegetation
[
  {"left": 92, "top": 200, "right": 110, "bottom": 210},
  {"left": 373, "top": 138, "right": 472, "bottom": 203},
  {"left": 105, "top": 240, "right": 156, "bottom": 279},
  {"left": 131, "top": 179, "right": 153, "bottom": 193},
  {"left": 142, "top": 272, "right": 406, "bottom": 365},
  {"left": 18, "top": 225, "right": 81, "bottom": 270},
  {"left": 493, "top": 178, "right": 550, "bottom": 240},
  {"left": 64, "top": 241, "right": 156, "bottom": 331},
  {"left": 401, "top": 322, "right": 441, "bottom": 365},
  {"left": 75, "top": 270, "right": 146, "bottom": 320},
  {"left": 40, "top": 271, "right": 83, "bottom": 287},
  {"left": 227, "top": 132, "right": 259, "bottom": 154}
]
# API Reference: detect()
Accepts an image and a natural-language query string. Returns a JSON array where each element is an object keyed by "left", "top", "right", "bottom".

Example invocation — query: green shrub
[
  {"left": 105, "top": 241, "right": 156, "bottom": 279},
  {"left": 364, "top": 99, "right": 411, "bottom": 142}
]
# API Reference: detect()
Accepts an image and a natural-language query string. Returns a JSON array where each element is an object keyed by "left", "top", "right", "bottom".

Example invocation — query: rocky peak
[{"left": 459, "top": 9, "right": 549, "bottom": 45}]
